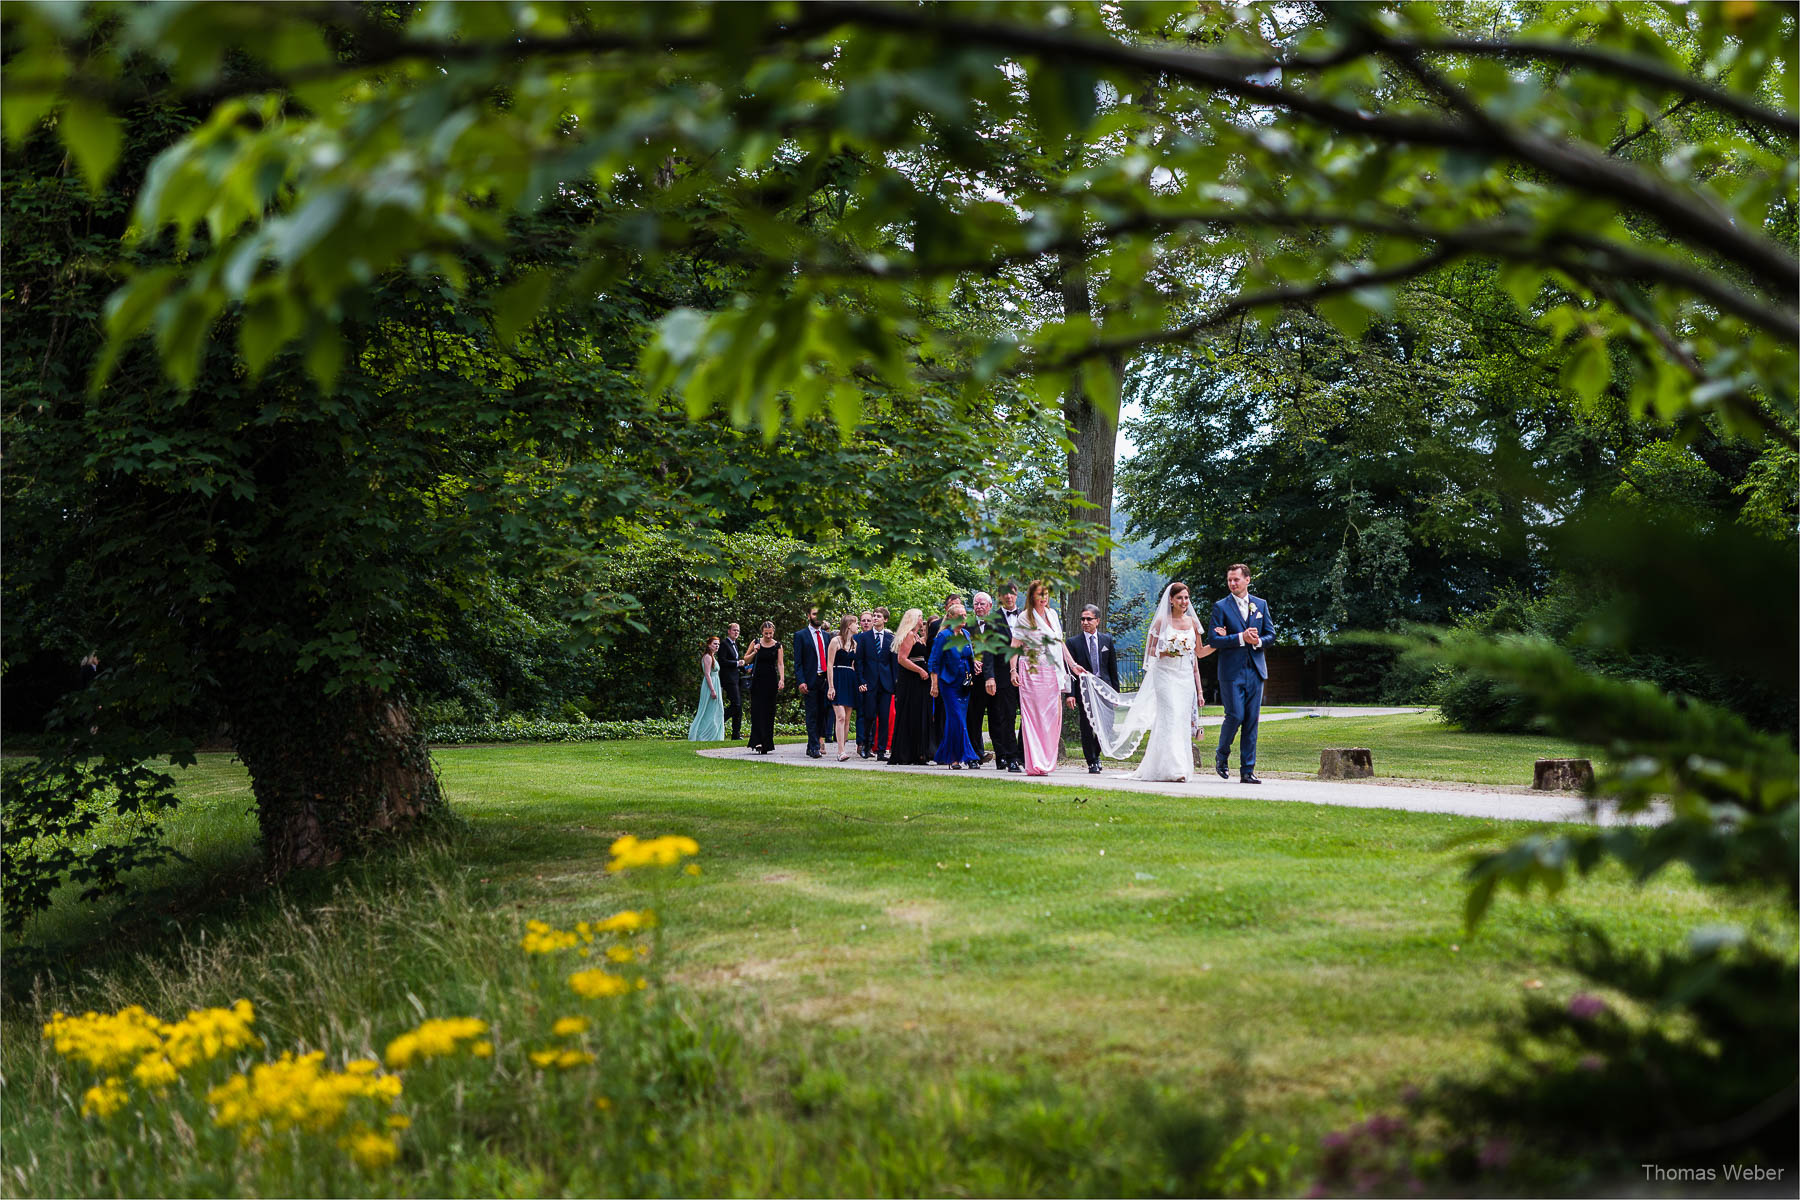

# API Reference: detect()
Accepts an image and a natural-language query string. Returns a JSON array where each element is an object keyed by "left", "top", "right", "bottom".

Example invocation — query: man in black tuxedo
[
  {"left": 719, "top": 622, "right": 744, "bottom": 742},
  {"left": 1064, "top": 604, "right": 1119, "bottom": 774},
  {"left": 792, "top": 606, "right": 832, "bottom": 758},
  {"left": 854, "top": 607, "right": 896, "bottom": 760},
  {"left": 967, "top": 591, "right": 1021, "bottom": 771}
]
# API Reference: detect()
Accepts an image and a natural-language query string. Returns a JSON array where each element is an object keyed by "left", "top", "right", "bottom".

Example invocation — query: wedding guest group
[{"left": 690, "top": 564, "right": 1276, "bottom": 784}]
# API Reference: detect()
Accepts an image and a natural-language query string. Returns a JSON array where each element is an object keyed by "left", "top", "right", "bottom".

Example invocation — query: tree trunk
[
  {"left": 231, "top": 681, "right": 442, "bottom": 876},
  {"left": 1059, "top": 251, "right": 1117, "bottom": 622}
]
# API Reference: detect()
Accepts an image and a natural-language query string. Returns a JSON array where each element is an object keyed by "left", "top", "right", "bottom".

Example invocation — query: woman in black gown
[
  {"left": 887, "top": 608, "right": 934, "bottom": 766},
  {"left": 744, "top": 620, "right": 783, "bottom": 753}
]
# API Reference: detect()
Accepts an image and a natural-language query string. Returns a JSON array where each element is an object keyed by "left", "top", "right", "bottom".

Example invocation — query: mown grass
[
  {"left": 1250, "top": 711, "right": 1602, "bottom": 786},
  {"left": 1, "top": 721, "right": 1758, "bottom": 1196}
]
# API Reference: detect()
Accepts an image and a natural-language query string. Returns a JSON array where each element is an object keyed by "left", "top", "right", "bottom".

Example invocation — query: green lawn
[
  {"left": 1, "top": 720, "right": 1755, "bottom": 1195},
  {"left": 1248, "top": 711, "right": 1603, "bottom": 786}
]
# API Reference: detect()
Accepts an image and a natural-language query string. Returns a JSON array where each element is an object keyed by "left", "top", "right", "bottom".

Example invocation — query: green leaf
[
  {"left": 1079, "top": 356, "right": 1119, "bottom": 418},
  {"left": 60, "top": 99, "right": 123, "bottom": 193},
  {"left": 1560, "top": 334, "right": 1613, "bottom": 404},
  {"left": 493, "top": 270, "right": 553, "bottom": 347},
  {"left": 1315, "top": 292, "right": 1373, "bottom": 339},
  {"left": 829, "top": 381, "right": 862, "bottom": 433},
  {"left": 656, "top": 307, "right": 711, "bottom": 364},
  {"left": 240, "top": 293, "right": 304, "bottom": 379},
  {"left": 305, "top": 325, "right": 346, "bottom": 393},
  {"left": 1498, "top": 263, "right": 1544, "bottom": 313}
]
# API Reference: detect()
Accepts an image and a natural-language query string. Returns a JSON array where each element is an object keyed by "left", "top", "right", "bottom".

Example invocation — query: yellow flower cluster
[
  {"left": 80, "top": 1076, "right": 129, "bottom": 1118},
  {"left": 527, "top": 1047, "right": 596, "bottom": 1069},
  {"left": 47, "top": 1000, "right": 264, "bottom": 1100},
  {"left": 207, "top": 1051, "right": 403, "bottom": 1138},
  {"left": 605, "top": 834, "right": 699, "bottom": 873},
  {"left": 568, "top": 969, "right": 635, "bottom": 999},
  {"left": 163, "top": 1000, "right": 260, "bottom": 1068},
  {"left": 44, "top": 1006, "right": 172, "bottom": 1072},
  {"left": 383, "top": 1017, "right": 491, "bottom": 1069},
  {"left": 520, "top": 920, "right": 581, "bottom": 954},
  {"left": 520, "top": 912, "right": 653, "bottom": 961},
  {"left": 341, "top": 1125, "right": 400, "bottom": 1169}
]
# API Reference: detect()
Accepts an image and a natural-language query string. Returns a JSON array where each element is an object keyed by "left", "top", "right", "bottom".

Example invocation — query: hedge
[{"left": 423, "top": 716, "right": 809, "bottom": 744}]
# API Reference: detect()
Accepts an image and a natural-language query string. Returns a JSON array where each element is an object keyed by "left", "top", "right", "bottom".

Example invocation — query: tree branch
[
  {"left": 1029, "top": 249, "right": 1459, "bottom": 371},
  {"left": 1419, "top": 35, "right": 1798, "bottom": 135},
  {"left": 814, "top": 2, "right": 1799, "bottom": 303}
]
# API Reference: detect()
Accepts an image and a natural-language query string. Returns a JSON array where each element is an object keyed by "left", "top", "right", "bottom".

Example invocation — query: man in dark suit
[
  {"left": 992, "top": 584, "right": 1024, "bottom": 769},
  {"left": 1064, "top": 604, "right": 1119, "bottom": 774},
  {"left": 1207, "top": 563, "right": 1275, "bottom": 784},
  {"left": 854, "top": 607, "right": 896, "bottom": 760},
  {"left": 792, "top": 605, "right": 832, "bottom": 758},
  {"left": 968, "top": 591, "right": 1021, "bottom": 772},
  {"left": 719, "top": 622, "right": 744, "bottom": 742}
]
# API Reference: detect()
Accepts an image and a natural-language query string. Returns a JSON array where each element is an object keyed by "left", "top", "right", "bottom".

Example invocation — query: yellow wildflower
[
  {"left": 555, "top": 1049, "right": 595, "bottom": 1069},
  {"left": 685, "top": 863, "right": 702, "bottom": 876},
  {"left": 593, "top": 909, "right": 654, "bottom": 934},
  {"left": 471, "top": 1041, "right": 493, "bottom": 1058},
  {"left": 605, "top": 835, "right": 699, "bottom": 873},
  {"left": 44, "top": 1006, "right": 168, "bottom": 1072},
  {"left": 568, "top": 969, "right": 631, "bottom": 999},
  {"left": 520, "top": 921, "right": 581, "bottom": 954},
  {"left": 384, "top": 1017, "right": 489, "bottom": 1069},
  {"left": 605, "top": 945, "right": 635, "bottom": 964},
  {"left": 345, "top": 1059, "right": 380, "bottom": 1075},
  {"left": 343, "top": 1126, "right": 400, "bottom": 1169},
  {"left": 594, "top": 1096, "right": 612, "bottom": 1112},
  {"left": 162, "top": 1000, "right": 260, "bottom": 1068},
  {"left": 529, "top": 1049, "right": 560, "bottom": 1068},
  {"left": 386, "top": 1114, "right": 412, "bottom": 1130},
  {"left": 208, "top": 1050, "right": 404, "bottom": 1138},
  {"left": 80, "top": 1076, "right": 128, "bottom": 1118},
  {"left": 551, "top": 1016, "right": 590, "bottom": 1037},
  {"left": 132, "top": 1055, "right": 180, "bottom": 1091}
]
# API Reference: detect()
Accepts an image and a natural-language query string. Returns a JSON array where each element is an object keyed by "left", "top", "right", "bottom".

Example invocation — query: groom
[{"left": 1207, "top": 563, "right": 1275, "bottom": 784}]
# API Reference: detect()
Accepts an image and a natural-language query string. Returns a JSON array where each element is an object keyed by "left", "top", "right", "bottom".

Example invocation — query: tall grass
[{"left": 5, "top": 831, "right": 1293, "bottom": 1197}]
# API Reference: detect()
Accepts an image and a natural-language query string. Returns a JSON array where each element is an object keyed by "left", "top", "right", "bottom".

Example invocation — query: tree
[{"left": 0, "top": 9, "right": 1096, "bottom": 905}]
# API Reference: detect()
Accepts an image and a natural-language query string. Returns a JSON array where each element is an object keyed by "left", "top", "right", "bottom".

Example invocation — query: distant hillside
[{"left": 1108, "top": 501, "right": 1168, "bottom": 655}]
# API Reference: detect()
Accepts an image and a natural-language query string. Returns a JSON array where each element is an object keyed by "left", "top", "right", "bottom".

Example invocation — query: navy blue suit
[
  {"left": 1207, "top": 593, "right": 1275, "bottom": 770},
  {"left": 792, "top": 624, "right": 832, "bottom": 755},
  {"left": 855, "top": 628, "right": 896, "bottom": 754}
]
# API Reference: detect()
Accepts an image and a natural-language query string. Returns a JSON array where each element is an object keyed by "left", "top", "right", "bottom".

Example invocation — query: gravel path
[{"left": 697, "top": 709, "right": 1655, "bottom": 826}]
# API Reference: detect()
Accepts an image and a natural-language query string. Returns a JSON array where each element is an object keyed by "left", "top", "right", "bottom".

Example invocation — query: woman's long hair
[
  {"left": 1025, "top": 581, "right": 1049, "bottom": 629},
  {"left": 894, "top": 607, "right": 924, "bottom": 646},
  {"left": 836, "top": 614, "right": 857, "bottom": 646}
]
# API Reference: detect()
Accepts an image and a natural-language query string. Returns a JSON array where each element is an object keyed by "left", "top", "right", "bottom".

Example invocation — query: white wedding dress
[{"left": 1079, "top": 587, "right": 1203, "bottom": 782}]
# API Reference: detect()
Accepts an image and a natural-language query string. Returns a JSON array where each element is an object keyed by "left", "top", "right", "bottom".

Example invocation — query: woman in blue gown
[
  {"left": 687, "top": 636, "right": 725, "bottom": 741},
  {"left": 928, "top": 599, "right": 981, "bottom": 769}
]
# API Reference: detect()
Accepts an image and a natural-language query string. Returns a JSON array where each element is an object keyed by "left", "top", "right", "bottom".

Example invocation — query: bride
[{"left": 1080, "top": 582, "right": 1216, "bottom": 782}]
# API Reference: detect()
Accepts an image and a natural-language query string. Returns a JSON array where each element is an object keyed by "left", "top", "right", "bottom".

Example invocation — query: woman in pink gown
[{"left": 1008, "top": 581, "right": 1087, "bottom": 776}]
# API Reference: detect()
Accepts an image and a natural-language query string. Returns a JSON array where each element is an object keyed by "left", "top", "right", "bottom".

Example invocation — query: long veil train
[{"left": 1077, "top": 584, "right": 1202, "bottom": 762}]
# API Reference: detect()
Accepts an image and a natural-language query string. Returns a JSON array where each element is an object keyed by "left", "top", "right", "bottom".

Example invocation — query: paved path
[{"left": 698, "top": 708, "right": 1652, "bottom": 825}]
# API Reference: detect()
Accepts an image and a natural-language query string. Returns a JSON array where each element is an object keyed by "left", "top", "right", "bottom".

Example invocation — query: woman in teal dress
[{"left": 687, "top": 636, "right": 725, "bottom": 741}]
